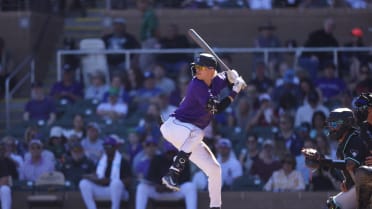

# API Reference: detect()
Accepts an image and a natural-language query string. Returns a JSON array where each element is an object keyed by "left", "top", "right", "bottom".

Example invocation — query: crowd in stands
[{"left": 1, "top": 0, "right": 372, "bottom": 208}]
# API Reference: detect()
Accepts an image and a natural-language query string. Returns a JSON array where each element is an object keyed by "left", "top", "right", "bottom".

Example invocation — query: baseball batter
[{"left": 160, "top": 53, "right": 246, "bottom": 209}]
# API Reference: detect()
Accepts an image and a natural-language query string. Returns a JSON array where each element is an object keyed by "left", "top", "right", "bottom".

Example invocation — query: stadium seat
[{"left": 79, "top": 38, "right": 110, "bottom": 87}]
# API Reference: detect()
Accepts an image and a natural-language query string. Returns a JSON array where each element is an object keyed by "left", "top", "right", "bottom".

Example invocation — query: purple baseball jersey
[{"left": 173, "top": 73, "right": 228, "bottom": 129}]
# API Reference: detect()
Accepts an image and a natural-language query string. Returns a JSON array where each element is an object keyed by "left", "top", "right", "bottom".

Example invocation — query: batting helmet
[
  {"left": 190, "top": 53, "right": 217, "bottom": 76},
  {"left": 326, "top": 108, "right": 355, "bottom": 141}
]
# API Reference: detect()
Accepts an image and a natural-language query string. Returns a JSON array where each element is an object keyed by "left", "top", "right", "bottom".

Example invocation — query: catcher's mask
[
  {"left": 326, "top": 108, "right": 355, "bottom": 141},
  {"left": 190, "top": 53, "right": 217, "bottom": 76},
  {"left": 353, "top": 92, "right": 372, "bottom": 124}
]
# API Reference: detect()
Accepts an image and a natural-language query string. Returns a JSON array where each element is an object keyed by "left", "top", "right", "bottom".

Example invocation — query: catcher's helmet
[
  {"left": 353, "top": 92, "right": 372, "bottom": 123},
  {"left": 327, "top": 108, "right": 355, "bottom": 141},
  {"left": 190, "top": 53, "right": 217, "bottom": 76}
]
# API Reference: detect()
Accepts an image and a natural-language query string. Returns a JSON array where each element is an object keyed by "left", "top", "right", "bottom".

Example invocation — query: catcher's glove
[{"left": 301, "top": 148, "right": 324, "bottom": 161}]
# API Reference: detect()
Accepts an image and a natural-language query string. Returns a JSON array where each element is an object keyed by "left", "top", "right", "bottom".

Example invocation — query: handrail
[
  {"left": 4, "top": 14, "right": 52, "bottom": 129},
  {"left": 56, "top": 46, "right": 372, "bottom": 81},
  {"left": 5, "top": 56, "right": 35, "bottom": 129}
]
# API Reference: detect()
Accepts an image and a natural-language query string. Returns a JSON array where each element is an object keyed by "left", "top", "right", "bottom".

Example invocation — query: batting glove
[
  {"left": 232, "top": 76, "right": 246, "bottom": 94},
  {"left": 226, "top": 69, "right": 239, "bottom": 84}
]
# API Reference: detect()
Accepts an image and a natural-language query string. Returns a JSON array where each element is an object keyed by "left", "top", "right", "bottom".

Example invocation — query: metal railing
[
  {"left": 5, "top": 55, "right": 35, "bottom": 129},
  {"left": 56, "top": 46, "right": 372, "bottom": 81}
]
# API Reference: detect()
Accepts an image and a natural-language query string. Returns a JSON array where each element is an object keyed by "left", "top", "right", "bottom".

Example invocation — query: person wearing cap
[
  {"left": 1, "top": 136, "right": 24, "bottom": 173},
  {"left": 263, "top": 153, "right": 305, "bottom": 192},
  {"left": 132, "top": 71, "right": 163, "bottom": 112},
  {"left": 135, "top": 141, "right": 197, "bottom": 209},
  {"left": 20, "top": 139, "right": 55, "bottom": 181},
  {"left": 46, "top": 126, "right": 67, "bottom": 161},
  {"left": 57, "top": 141, "right": 95, "bottom": 188},
  {"left": 215, "top": 138, "right": 243, "bottom": 190},
  {"left": 253, "top": 21, "right": 281, "bottom": 75},
  {"left": 102, "top": 17, "right": 140, "bottom": 72},
  {"left": 250, "top": 139, "right": 281, "bottom": 184},
  {"left": 0, "top": 141, "right": 18, "bottom": 209},
  {"left": 132, "top": 136, "right": 160, "bottom": 180},
  {"left": 247, "top": 93, "right": 277, "bottom": 130},
  {"left": 84, "top": 70, "right": 110, "bottom": 101},
  {"left": 96, "top": 87, "right": 128, "bottom": 121},
  {"left": 80, "top": 122, "right": 104, "bottom": 164},
  {"left": 79, "top": 135, "right": 132, "bottom": 209},
  {"left": 23, "top": 81, "right": 57, "bottom": 126},
  {"left": 160, "top": 53, "right": 246, "bottom": 209},
  {"left": 49, "top": 63, "right": 83, "bottom": 104}
]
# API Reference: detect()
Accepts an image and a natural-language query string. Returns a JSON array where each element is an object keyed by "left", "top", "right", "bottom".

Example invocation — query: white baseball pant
[
  {"left": 0, "top": 185, "right": 11, "bottom": 209},
  {"left": 332, "top": 186, "right": 357, "bottom": 209},
  {"left": 135, "top": 182, "right": 197, "bottom": 209},
  {"left": 160, "top": 116, "right": 222, "bottom": 208},
  {"left": 79, "top": 179, "right": 129, "bottom": 209}
]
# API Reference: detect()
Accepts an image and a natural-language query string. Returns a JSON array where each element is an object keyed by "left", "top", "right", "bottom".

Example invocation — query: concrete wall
[{"left": 12, "top": 191, "right": 335, "bottom": 209}]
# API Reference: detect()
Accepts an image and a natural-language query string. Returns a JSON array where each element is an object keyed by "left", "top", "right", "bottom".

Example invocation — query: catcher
[
  {"left": 302, "top": 107, "right": 369, "bottom": 209},
  {"left": 160, "top": 53, "right": 246, "bottom": 209},
  {"left": 354, "top": 92, "right": 372, "bottom": 209}
]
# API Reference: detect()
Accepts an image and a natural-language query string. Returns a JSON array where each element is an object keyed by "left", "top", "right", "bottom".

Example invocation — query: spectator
[
  {"left": 152, "top": 63, "right": 176, "bottom": 95},
  {"left": 0, "top": 37, "right": 14, "bottom": 98},
  {"left": 103, "top": 73, "right": 131, "bottom": 104},
  {"left": 270, "top": 69, "right": 302, "bottom": 115},
  {"left": 249, "top": 62, "right": 274, "bottom": 94},
  {"left": 84, "top": 70, "right": 110, "bottom": 101},
  {"left": 250, "top": 139, "right": 281, "bottom": 184},
  {"left": 309, "top": 110, "right": 328, "bottom": 140},
  {"left": 274, "top": 113, "right": 304, "bottom": 158},
  {"left": 169, "top": 75, "right": 190, "bottom": 107},
  {"left": 238, "top": 134, "right": 260, "bottom": 174},
  {"left": 0, "top": 141, "right": 18, "bottom": 209},
  {"left": 299, "top": 0, "right": 330, "bottom": 8},
  {"left": 137, "top": 0, "right": 159, "bottom": 43},
  {"left": 294, "top": 90, "right": 329, "bottom": 127},
  {"left": 122, "top": 130, "right": 143, "bottom": 166},
  {"left": 157, "top": 23, "right": 191, "bottom": 76},
  {"left": 18, "top": 126, "right": 40, "bottom": 157},
  {"left": 228, "top": 96, "right": 254, "bottom": 133},
  {"left": 46, "top": 126, "right": 67, "bottom": 162},
  {"left": 96, "top": 87, "right": 128, "bottom": 121},
  {"left": 135, "top": 141, "right": 197, "bottom": 209},
  {"left": 300, "top": 17, "right": 339, "bottom": 80},
  {"left": 132, "top": 136, "right": 160, "bottom": 180},
  {"left": 352, "top": 64, "right": 372, "bottom": 96},
  {"left": 23, "top": 82, "right": 56, "bottom": 126},
  {"left": 137, "top": 0, "right": 160, "bottom": 71},
  {"left": 247, "top": 93, "right": 278, "bottom": 130},
  {"left": 132, "top": 71, "right": 163, "bottom": 112},
  {"left": 102, "top": 17, "right": 140, "bottom": 72},
  {"left": 62, "top": 114, "right": 86, "bottom": 140},
  {"left": 298, "top": 77, "right": 322, "bottom": 106},
  {"left": 151, "top": 93, "right": 177, "bottom": 122},
  {"left": 79, "top": 136, "right": 132, "bottom": 209},
  {"left": 57, "top": 142, "right": 95, "bottom": 188},
  {"left": 263, "top": 153, "right": 305, "bottom": 192},
  {"left": 123, "top": 68, "right": 145, "bottom": 98},
  {"left": 342, "top": 27, "right": 366, "bottom": 79},
  {"left": 20, "top": 139, "right": 55, "bottom": 181},
  {"left": 344, "top": 0, "right": 367, "bottom": 8},
  {"left": 50, "top": 64, "right": 83, "bottom": 104},
  {"left": 216, "top": 138, "right": 243, "bottom": 190},
  {"left": 248, "top": 0, "right": 272, "bottom": 9},
  {"left": 275, "top": 62, "right": 299, "bottom": 87},
  {"left": 135, "top": 102, "right": 162, "bottom": 141},
  {"left": 81, "top": 122, "right": 104, "bottom": 164},
  {"left": 273, "top": 0, "right": 300, "bottom": 7},
  {"left": 1, "top": 136, "right": 23, "bottom": 173},
  {"left": 253, "top": 21, "right": 281, "bottom": 76}
]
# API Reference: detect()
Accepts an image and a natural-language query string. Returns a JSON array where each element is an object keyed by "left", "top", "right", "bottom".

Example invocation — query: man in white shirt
[
  {"left": 295, "top": 90, "right": 329, "bottom": 127},
  {"left": 96, "top": 87, "right": 128, "bottom": 121}
]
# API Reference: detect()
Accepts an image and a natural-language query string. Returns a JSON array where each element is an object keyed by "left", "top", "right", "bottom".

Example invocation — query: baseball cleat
[{"left": 162, "top": 174, "right": 180, "bottom": 192}]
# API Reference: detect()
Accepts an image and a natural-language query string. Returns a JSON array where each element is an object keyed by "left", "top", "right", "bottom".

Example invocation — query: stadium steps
[
  {"left": 63, "top": 8, "right": 107, "bottom": 43},
  {"left": 0, "top": 98, "right": 28, "bottom": 137}
]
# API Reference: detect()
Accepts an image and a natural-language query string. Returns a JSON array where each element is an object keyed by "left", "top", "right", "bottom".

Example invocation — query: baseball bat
[
  {"left": 187, "top": 28, "right": 247, "bottom": 88},
  {"left": 188, "top": 28, "right": 231, "bottom": 72}
]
